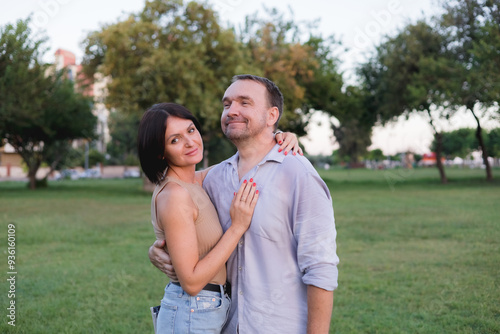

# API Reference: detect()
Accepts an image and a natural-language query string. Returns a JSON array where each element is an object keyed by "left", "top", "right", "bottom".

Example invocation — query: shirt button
[
  {"left": 191, "top": 309, "right": 194, "bottom": 313},
  {"left": 239, "top": 240, "right": 243, "bottom": 246},
  {"left": 238, "top": 266, "right": 242, "bottom": 271},
  {"left": 239, "top": 291, "right": 243, "bottom": 295},
  {"left": 196, "top": 297, "right": 200, "bottom": 300}
]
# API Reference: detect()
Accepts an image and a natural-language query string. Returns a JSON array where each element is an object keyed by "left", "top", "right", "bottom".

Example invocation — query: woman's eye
[
  {"left": 171, "top": 138, "right": 178, "bottom": 144},
  {"left": 188, "top": 128, "right": 195, "bottom": 133}
]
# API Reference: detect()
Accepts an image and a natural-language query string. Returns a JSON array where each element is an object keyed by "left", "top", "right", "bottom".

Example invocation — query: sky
[{"left": 2, "top": 0, "right": 495, "bottom": 155}]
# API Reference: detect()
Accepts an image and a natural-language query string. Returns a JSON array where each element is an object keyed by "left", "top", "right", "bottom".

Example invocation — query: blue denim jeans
[{"left": 156, "top": 282, "right": 230, "bottom": 333}]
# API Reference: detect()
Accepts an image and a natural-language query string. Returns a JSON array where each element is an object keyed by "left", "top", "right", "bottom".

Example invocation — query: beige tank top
[{"left": 151, "top": 176, "right": 226, "bottom": 285}]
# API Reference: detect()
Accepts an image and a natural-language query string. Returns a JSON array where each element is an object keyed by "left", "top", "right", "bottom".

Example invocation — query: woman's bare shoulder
[{"left": 157, "top": 182, "right": 192, "bottom": 209}]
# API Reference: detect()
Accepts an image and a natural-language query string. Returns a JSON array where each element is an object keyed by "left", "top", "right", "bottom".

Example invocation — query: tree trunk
[
  {"left": 18, "top": 151, "right": 41, "bottom": 190},
  {"left": 434, "top": 132, "right": 448, "bottom": 184},
  {"left": 43, "top": 153, "right": 64, "bottom": 180},
  {"left": 27, "top": 167, "right": 37, "bottom": 190},
  {"left": 26, "top": 155, "right": 42, "bottom": 190},
  {"left": 469, "top": 108, "right": 493, "bottom": 181},
  {"left": 427, "top": 110, "right": 447, "bottom": 184}
]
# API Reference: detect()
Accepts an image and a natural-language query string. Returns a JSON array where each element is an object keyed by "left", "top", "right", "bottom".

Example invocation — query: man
[{"left": 149, "top": 75, "right": 339, "bottom": 333}]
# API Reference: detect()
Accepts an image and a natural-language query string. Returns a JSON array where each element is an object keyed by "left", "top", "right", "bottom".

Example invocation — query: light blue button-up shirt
[{"left": 203, "top": 144, "right": 339, "bottom": 334}]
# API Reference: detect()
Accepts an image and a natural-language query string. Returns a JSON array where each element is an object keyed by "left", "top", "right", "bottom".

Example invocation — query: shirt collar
[{"left": 226, "top": 144, "right": 284, "bottom": 169}]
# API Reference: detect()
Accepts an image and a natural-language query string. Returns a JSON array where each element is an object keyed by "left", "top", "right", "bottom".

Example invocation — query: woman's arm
[{"left": 157, "top": 180, "right": 258, "bottom": 296}]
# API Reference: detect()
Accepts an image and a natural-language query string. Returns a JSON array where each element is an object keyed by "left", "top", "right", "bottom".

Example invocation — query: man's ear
[{"left": 267, "top": 106, "right": 280, "bottom": 127}]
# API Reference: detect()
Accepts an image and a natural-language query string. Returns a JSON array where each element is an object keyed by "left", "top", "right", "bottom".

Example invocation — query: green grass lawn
[{"left": 0, "top": 168, "right": 499, "bottom": 333}]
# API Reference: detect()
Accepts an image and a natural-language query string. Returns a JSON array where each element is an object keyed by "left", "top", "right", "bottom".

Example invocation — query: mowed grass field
[{"left": 0, "top": 167, "right": 499, "bottom": 333}]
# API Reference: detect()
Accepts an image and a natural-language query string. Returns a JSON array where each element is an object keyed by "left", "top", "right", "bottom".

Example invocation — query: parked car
[
  {"left": 55, "top": 169, "right": 80, "bottom": 180},
  {"left": 123, "top": 169, "right": 140, "bottom": 178},
  {"left": 79, "top": 168, "right": 102, "bottom": 179}
]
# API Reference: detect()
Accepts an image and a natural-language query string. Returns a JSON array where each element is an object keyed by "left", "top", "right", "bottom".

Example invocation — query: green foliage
[
  {"left": 88, "top": 148, "right": 106, "bottom": 167},
  {"left": 432, "top": 128, "right": 478, "bottom": 158},
  {"left": 438, "top": 0, "right": 500, "bottom": 180},
  {"left": 81, "top": 1, "right": 346, "bottom": 164},
  {"left": 487, "top": 128, "right": 500, "bottom": 157},
  {"left": 332, "top": 87, "right": 374, "bottom": 162},
  {"left": 82, "top": 0, "right": 253, "bottom": 166},
  {"left": 359, "top": 19, "right": 461, "bottom": 182},
  {"left": 105, "top": 111, "right": 140, "bottom": 165},
  {"left": 203, "top": 136, "right": 236, "bottom": 166},
  {"left": 440, "top": 0, "right": 500, "bottom": 109},
  {"left": 366, "top": 148, "right": 385, "bottom": 162},
  {"left": 359, "top": 20, "right": 454, "bottom": 121},
  {"left": 302, "top": 33, "right": 375, "bottom": 162},
  {"left": 238, "top": 8, "right": 332, "bottom": 135},
  {"left": 360, "top": 1, "right": 499, "bottom": 181},
  {"left": 123, "top": 153, "right": 140, "bottom": 167},
  {"left": 0, "top": 18, "right": 96, "bottom": 189},
  {"left": 82, "top": 0, "right": 242, "bottom": 140}
]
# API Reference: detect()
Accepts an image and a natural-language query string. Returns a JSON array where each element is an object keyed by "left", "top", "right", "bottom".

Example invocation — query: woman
[{"left": 137, "top": 103, "right": 300, "bottom": 333}]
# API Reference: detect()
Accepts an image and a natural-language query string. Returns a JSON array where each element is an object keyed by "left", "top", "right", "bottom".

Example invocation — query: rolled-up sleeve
[{"left": 294, "top": 171, "right": 339, "bottom": 291}]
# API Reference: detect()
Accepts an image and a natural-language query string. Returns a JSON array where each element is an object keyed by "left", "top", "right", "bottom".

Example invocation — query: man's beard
[
  {"left": 223, "top": 116, "right": 267, "bottom": 142},
  {"left": 224, "top": 126, "right": 251, "bottom": 142}
]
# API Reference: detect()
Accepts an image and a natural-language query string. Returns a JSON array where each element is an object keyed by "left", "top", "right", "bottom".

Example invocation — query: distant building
[
  {"left": 53, "top": 48, "right": 111, "bottom": 153},
  {"left": 0, "top": 141, "right": 22, "bottom": 166}
]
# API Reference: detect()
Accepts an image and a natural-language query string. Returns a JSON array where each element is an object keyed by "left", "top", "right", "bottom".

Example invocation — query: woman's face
[{"left": 163, "top": 116, "right": 203, "bottom": 167}]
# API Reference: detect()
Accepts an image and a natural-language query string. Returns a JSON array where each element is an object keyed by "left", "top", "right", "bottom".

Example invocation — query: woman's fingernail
[
  {"left": 253, "top": 183, "right": 256, "bottom": 187},
  {"left": 278, "top": 148, "right": 282, "bottom": 152},
  {"left": 284, "top": 151, "right": 288, "bottom": 156},
  {"left": 249, "top": 178, "right": 253, "bottom": 182},
  {"left": 243, "top": 179, "right": 247, "bottom": 183},
  {"left": 279, "top": 141, "right": 283, "bottom": 144},
  {"left": 234, "top": 192, "right": 236, "bottom": 196},
  {"left": 256, "top": 190, "right": 259, "bottom": 194},
  {"left": 293, "top": 152, "right": 296, "bottom": 155}
]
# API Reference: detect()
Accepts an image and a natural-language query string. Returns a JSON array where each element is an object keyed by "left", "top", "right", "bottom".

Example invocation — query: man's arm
[
  {"left": 307, "top": 285, "right": 334, "bottom": 334},
  {"left": 148, "top": 239, "right": 177, "bottom": 280}
]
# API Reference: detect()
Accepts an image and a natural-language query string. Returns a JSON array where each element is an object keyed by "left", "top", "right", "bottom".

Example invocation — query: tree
[
  {"left": 328, "top": 86, "right": 373, "bottom": 164},
  {"left": 486, "top": 128, "right": 500, "bottom": 160},
  {"left": 238, "top": 7, "right": 326, "bottom": 136},
  {"left": 0, "top": 18, "right": 96, "bottom": 189},
  {"left": 81, "top": 0, "right": 243, "bottom": 167},
  {"left": 105, "top": 111, "right": 140, "bottom": 165},
  {"left": 439, "top": 0, "right": 500, "bottom": 181},
  {"left": 359, "top": 20, "right": 455, "bottom": 183},
  {"left": 432, "top": 128, "right": 477, "bottom": 159},
  {"left": 366, "top": 149, "right": 385, "bottom": 162},
  {"left": 298, "top": 33, "right": 374, "bottom": 162}
]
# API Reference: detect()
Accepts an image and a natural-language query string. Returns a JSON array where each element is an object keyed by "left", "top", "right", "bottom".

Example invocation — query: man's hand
[{"left": 148, "top": 239, "right": 177, "bottom": 280}]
